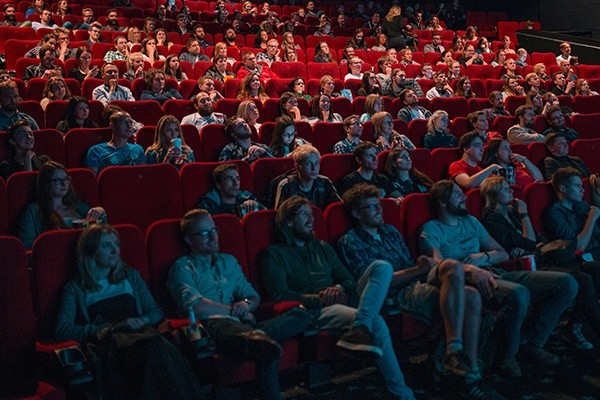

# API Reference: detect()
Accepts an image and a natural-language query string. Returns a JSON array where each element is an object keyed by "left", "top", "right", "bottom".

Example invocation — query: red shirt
[{"left": 449, "top": 159, "right": 482, "bottom": 180}]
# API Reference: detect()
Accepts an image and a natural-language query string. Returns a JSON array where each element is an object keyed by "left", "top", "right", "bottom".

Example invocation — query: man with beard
[
  {"left": 237, "top": 50, "right": 277, "bottom": 82},
  {"left": 483, "top": 91, "right": 511, "bottom": 120},
  {"left": 31, "top": 9, "right": 57, "bottom": 31},
  {"left": 384, "top": 69, "right": 424, "bottom": 99},
  {"left": 0, "top": 4, "right": 19, "bottom": 26},
  {"left": 333, "top": 114, "right": 363, "bottom": 154},
  {"left": 543, "top": 105, "right": 579, "bottom": 142},
  {"left": 224, "top": 28, "right": 241, "bottom": 49},
  {"left": 449, "top": 132, "right": 502, "bottom": 190},
  {"left": 426, "top": 70, "right": 454, "bottom": 100},
  {"left": 261, "top": 196, "right": 418, "bottom": 400},
  {"left": 195, "top": 75, "right": 224, "bottom": 103},
  {"left": 103, "top": 8, "right": 124, "bottom": 31},
  {"left": 396, "top": 89, "right": 431, "bottom": 123},
  {"left": 219, "top": 116, "right": 272, "bottom": 163},
  {"left": 23, "top": 45, "right": 62, "bottom": 82},
  {"left": 338, "top": 184, "right": 506, "bottom": 399},
  {"left": 92, "top": 63, "right": 135, "bottom": 106},
  {"left": 191, "top": 24, "right": 212, "bottom": 48},
  {"left": 0, "top": 80, "right": 39, "bottom": 130},
  {"left": 179, "top": 38, "right": 209, "bottom": 66},
  {"left": 420, "top": 180, "right": 577, "bottom": 377},
  {"left": 507, "top": 105, "right": 544, "bottom": 144},
  {"left": 169, "top": 209, "right": 310, "bottom": 400},
  {"left": 181, "top": 92, "right": 226, "bottom": 132},
  {"left": 73, "top": 7, "right": 94, "bottom": 30}
]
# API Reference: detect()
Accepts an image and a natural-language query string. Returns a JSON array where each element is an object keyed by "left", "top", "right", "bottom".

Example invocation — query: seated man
[
  {"left": 420, "top": 180, "right": 577, "bottom": 374},
  {"left": 256, "top": 38, "right": 281, "bottom": 67},
  {"left": 333, "top": 115, "right": 363, "bottom": 154},
  {"left": 273, "top": 145, "right": 340, "bottom": 209},
  {"left": 23, "top": 46, "right": 62, "bottom": 82},
  {"left": 423, "top": 32, "right": 445, "bottom": 53},
  {"left": 219, "top": 116, "right": 272, "bottom": 163},
  {"left": 103, "top": 36, "right": 129, "bottom": 62},
  {"left": 0, "top": 4, "right": 19, "bottom": 27},
  {"left": 344, "top": 56, "right": 364, "bottom": 82},
  {"left": 426, "top": 70, "right": 454, "bottom": 100},
  {"left": 543, "top": 132, "right": 590, "bottom": 180},
  {"left": 181, "top": 92, "right": 226, "bottom": 132},
  {"left": 261, "top": 196, "right": 417, "bottom": 400},
  {"left": 84, "top": 111, "right": 145, "bottom": 174},
  {"left": 198, "top": 163, "right": 265, "bottom": 216},
  {"left": 31, "top": 9, "right": 57, "bottom": 31},
  {"left": 542, "top": 105, "right": 578, "bottom": 142},
  {"left": 466, "top": 111, "right": 502, "bottom": 144},
  {"left": 338, "top": 142, "right": 398, "bottom": 198},
  {"left": 237, "top": 50, "right": 277, "bottom": 83},
  {"left": 500, "top": 58, "right": 522, "bottom": 80},
  {"left": 179, "top": 38, "right": 209, "bottom": 66},
  {"left": 0, "top": 80, "right": 39, "bottom": 130},
  {"left": 92, "top": 63, "right": 135, "bottom": 106},
  {"left": 483, "top": 91, "right": 511, "bottom": 120},
  {"left": 339, "top": 184, "right": 505, "bottom": 398},
  {"left": 86, "top": 22, "right": 103, "bottom": 47},
  {"left": 0, "top": 119, "right": 50, "bottom": 180},
  {"left": 550, "top": 71, "right": 575, "bottom": 96},
  {"left": 195, "top": 76, "right": 224, "bottom": 103},
  {"left": 383, "top": 68, "right": 424, "bottom": 98},
  {"left": 506, "top": 105, "right": 544, "bottom": 144},
  {"left": 396, "top": 88, "right": 432, "bottom": 123},
  {"left": 449, "top": 132, "right": 502, "bottom": 190},
  {"left": 169, "top": 209, "right": 310, "bottom": 400}
]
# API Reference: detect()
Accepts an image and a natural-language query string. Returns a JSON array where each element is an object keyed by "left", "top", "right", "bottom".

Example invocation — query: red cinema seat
[
  {"left": 468, "top": 98, "right": 490, "bottom": 113},
  {"left": 319, "top": 153, "right": 357, "bottom": 188},
  {"left": 31, "top": 128, "right": 66, "bottom": 165},
  {"left": 179, "top": 161, "right": 253, "bottom": 212},
  {"left": 251, "top": 157, "right": 295, "bottom": 204},
  {"left": 577, "top": 65, "right": 600, "bottom": 80},
  {"left": 64, "top": 127, "right": 113, "bottom": 168},
  {"left": 199, "top": 124, "right": 228, "bottom": 162},
  {"left": 179, "top": 79, "right": 201, "bottom": 100},
  {"left": 430, "top": 97, "right": 469, "bottom": 120},
  {"left": 407, "top": 119, "right": 428, "bottom": 147},
  {"left": 466, "top": 64, "right": 496, "bottom": 80},
  {"left": 162, "top": 99, "right": 197, "bottom": 121},
  {"left": 45, "top": 100, "right": 69, "bottom": 131},
  {"left": 0, "top": 236, "right": 65, "bottom": 400},
  {"left": 571, "top": 113, "right": 600, "bottom": 139},
  {"left": 98, "top": 164, "right": 184, "bottom": 231},
  {"left": 311, "top": 122, "right": 345, "bottom": 155},
  {"left": 109, "top": 100, "right": 164, "bottom": 126},
  {"left": 530, "top": 52, "right": 557, "bottom": 67},
  {"left": 493, "top": 115, "right": 517, "bottom": 137},
  {"left": 572, "top": 138, "right": 600, "bottom": 174},
  {"left": 6, "top": 171, "right": 37, "bottom": 236},
  {"left": 270, "top": 61, "right": 307, "bottom": 79},
  {"left": 430, "top": 147, "right": 460, "bottom": 182},
  {"left": 330, "top": 96, "right": 352, "bottom": 119},
  {"left": 192, "top": 61, "right": 213, "bottom": 79},
  {"left": 214, "top": 98, "right": 243, "bottom": 118},
  {"left": 306, "top": 62, "right": 340, "bottom": 80},
  {"left": 573, "top": 95, "right": 600, "bottom": 115},
  {"left": 524, "top": 182, "right": 556, "bottom": 235},
  {"left": 400, "top": 193, "right": 433, "bottom": 257},
  {"left": 0, "top": 180, "right": 7, "bottom": 235},
  {"left": 265, "top": 78, "right": 293, "bottom": 98},
  {"left": 450, "top": 117, "right": 471, "bottom": 140},
  {"left": 504, "top": 95, "right": 526, "bottom": 115},
  {"left": 18, "top": 100, "right": 45, "bottom": 128}
]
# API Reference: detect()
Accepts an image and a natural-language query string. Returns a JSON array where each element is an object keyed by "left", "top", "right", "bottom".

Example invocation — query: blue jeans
[
  {"left": 315, "top": 260, "right": 416, "bottom": 400},
  {"left": 491, "top": 270, "right": 578, "bottom": 357}
]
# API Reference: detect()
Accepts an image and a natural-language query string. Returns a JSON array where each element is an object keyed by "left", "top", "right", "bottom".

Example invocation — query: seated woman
[
  {"left": 236, "top": 73, "right": 269, "bottom": 103},
  {"left": 423, "top": 110, "right": 457, "bottom": 150},
  {"left": 56, "top": 96, "right": 98, "bottom": 133},
  {"left": 40, "top": 76, "right": 71, "bottom": 111},
  {"left": 269, "top": 115, "right": 310, "bottom": 158},
  {"left": 372, "top": 111, "right": 415, "bottom": 151},
  {"left": 575, "top": 79, "right": 599, "bottom": 96},
  {"left": 126, "top": 26, "right": 142, "bottom": 49},
  {"left": 427, "top": 13, "right": 443, "bottom": 31},
  {"left": 281, "top": 32, "right": 300, "bottom": 50},
  {"left": 318, "top": 75, "right": 340, "bottom": 98},
  {"left": 154, "top": 28, "right": 173, "bottom": 49},
  {"left": 490, "top": 49, "right": 506, "bottom": 68},
  {"left": 533, "top": 63, "right": 551, "bottom": 81},
  {"left": 525, "top": 90, "right": 549, "bottom": 116},
  {"left": 454, "top": 76, "right": 476, "bottom": 99},
  {"left": 371, "top": 33, "right": 388, "bottom": 52},
  {"left": 140, "top": 68, "right": 183, "bottom": 104},
  {"left": 18, "top": 161, "right": 106, "bottom": 249},
  {"left": 360, "top": 94, "right": 384, "bottom": 123},
  {"left": 477, "top": 37, "right": 492, "bottom": 54},
  {"left": 145, "top": 115, "right": 194, "bottom": 168},
  {"left": 279, "top": 92, "right": 304, "bottom": 121},
  {"left": 500, "top": 35, "right": 516, "bottom": 54},
  {"left": 524, "top": 72, "right": 545, "bottom": 94},
  {"left": 162, "top": 54, "right": 188, "bottom": 82},
  {"left": 282, "top": 46, "right": 298, "bottom": 62},
  {"left": 123, "top": 52, "right": 146, "bottom": 81},
  {"left": 384, "top": 147, "right": 432, "bottom": 202},
  {"left": 438, "top": 50, "right": 455, "bottom": 67},
  {"left": 501, "top": 77, "right": 525, "bottom": 100},
  {"left": 313, "top": 41, "right": 335, "bottom": 63},
  {"left": 450, "top": 35, "right": 465, "bottom": 53},
  {"left": 481, "top": 138, "right": 542, "bottom": 189},
  {"left": 356, "top": 72, "right": 381, "bottom": 97},
  {"left": 204, "top": 54, "right": 235, "bottom": 83},
  {"left": 254, "top": 29, "right": 269, "bottom": 49},
  {"left": 67, "top": 47, "right": 101, "bottom": 83},
  {"left": 543, "top": 91, "right": 574, "bottom": 115},
  {"left": 307, "top": 94, "right": 342, "bottom": 125},
  {"left": 481, "top": 175, "right": 600, "bottom": 351},
  {"left": 55, "top": 224, "right": 205, "bottom": 399},
  {"left": 140, "top": 37, "right": 165, "bottom": 65},
  {"left": 236, "top": 99, "right": 261, "bottom": 132},
  {"left": 288, "top": 77, "right": 311, "bottom": 101},
  {"left": 0, "top": 120, "right": 51, "bottom": 180},
  {"left": 212, "top": 42, "right": 237, "bottom": 66},
  {"left": 447, "top": 61, "right": 462, "bottom": 81}
]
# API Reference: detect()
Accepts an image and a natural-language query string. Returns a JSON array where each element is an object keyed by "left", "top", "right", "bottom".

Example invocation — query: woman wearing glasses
[
  {"left": 269, "top": 115, "right": 309, "bottom": 158},
  {"left": 18, "top": 161, "right": 107, "bottom": 249}
]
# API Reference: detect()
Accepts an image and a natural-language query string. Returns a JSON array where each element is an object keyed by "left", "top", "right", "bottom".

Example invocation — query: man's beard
[{"left": 448, "top": 202, "right": 468, "bottom": 216}]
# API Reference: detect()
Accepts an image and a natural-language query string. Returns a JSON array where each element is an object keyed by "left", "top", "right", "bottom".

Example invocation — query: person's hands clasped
[
  {"left": 319, "top": 287, "right": 348, "bottom": 306},
  {"left": 467, "top": 266, "right": 499, "bottom": 300}
]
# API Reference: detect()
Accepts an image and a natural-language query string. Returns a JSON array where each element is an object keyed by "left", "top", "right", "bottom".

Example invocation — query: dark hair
[
  {"left": 342, "top": 183, "right": 381, "bottom": 220},
  {"left": 163, "top": 54, "right": 183, "bottom": 80},
  {"left": 212, "top": 163, "right": 239, "bottom": 184},
  {"left": 428, "top": 179, "right": 455, "bottom": 216},
  {"left": 384, "top": 148, "right": 433, "bottom": 189},
  {"left": 514, "top": 105, "right": 534, "bottom": 119},
  {"left": 551, "top": 167, "right": 581, "bottom": 192},
  {"left": 353, "top": 141, "right": 377, "bottom": 159},
  {"left": 275, "top": 196, "right": 310, "bottom": 237},
  {"left": 64, "top": 95, "right": 89, "bottom": 123},
  {"left": 269, "top": 115, "right": 297, "bottom": 157},
  {"left": 458, "top": 131, "right": 481, "bottom": 154},
  {"left": 309, "top": 93, "right": 330, "bottom": 119},
  {"left": 481, "top": 138, "right": 508, "bottom": 168},
  {"left": 36, "top": 161, "right": 83, "bottom": 231}
]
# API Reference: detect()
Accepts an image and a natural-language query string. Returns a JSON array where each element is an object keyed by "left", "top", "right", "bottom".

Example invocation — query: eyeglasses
[
  {"left": 295, "top": 81, "right": 305, "bottom": 86},
  {"left": 346, "top": 120, "right": 362, "bottom": 127},
  {"left": 188, "top": 226, "right": 219, "bottom": 239},
  {"left": 282, "top": 130, "right": 296, "bottom": 138},
  {"left": 51, "top": 176, "right": 72, "bottom": 185}
]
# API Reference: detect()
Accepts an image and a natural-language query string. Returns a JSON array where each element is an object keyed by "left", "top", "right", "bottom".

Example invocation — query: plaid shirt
[{"left": 333, "top": 138, "right": 361, "bottom": 154}]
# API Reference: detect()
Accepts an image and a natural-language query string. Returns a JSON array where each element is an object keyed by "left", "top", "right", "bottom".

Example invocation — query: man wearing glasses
[
  {"left": 256, "top": 39, "right": 281, "bottom": 67},
  {"left": 92, "top": 63, "right": 135, "bottom": 105},
  {"left": 169, "top": 209, "right": 310, "bottom": 400},
  {"left": 383, "top": 68, "right": 424, "bottom": 98},
  {"left": 344, "top": 56, "right": 364, "bottom": 82},
  {"left": 54, "top": 27, "right": 76, "bottom": 62},
  {"left": 86, "top": 22, "right": 103, "bottom": 47},
  {"left": 333, "top": 115, "right": 363, "bottom": 154}
]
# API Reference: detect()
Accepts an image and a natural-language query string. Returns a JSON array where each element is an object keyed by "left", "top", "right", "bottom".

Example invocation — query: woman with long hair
[
  {"left": 318, "top": 75, "right": 340, "bottom": 98},
  {"left": 140, "top": 68, "right": 182, "bottom": 104},
  {"left": 525, "top": 90, "right": 547, "bottom": 115},
  {"left": 123, "top": 52, "right": 145, "bottom": 81},
  {"left": 501, "top": 77, "right": 525, "bottom": 100},
  {"left": 18, "top": 161, "right": 106, "bottom": 249},
  {"left": 288, "top": 77, "right": 311, "bottom": 101},
  {"left": 236, "top": 73, "right": 269, "bottom": 103},
  {"left": 381, "top": 5, "right": 406, "bottom": 50},
  {"left": 423, "top": 110, "right": 457, "bottom": 150},
  {"left": 254, "top": 29, "right": 269, "bottom": 49},
  {"left": 154, "top": 28, "right": 172, "bottom": 49},
  {"left": 204, "top": 54, "right": 234, "bottom": 82},
  {"left": 140, "top": 37, "right": 164, "bottom": 65},
  {"left": 575, "top": 79, "right": 599, "bottom": 96},
  {"left": 308, "top": 93, "right": 342, "bottom": 124},
  {"left": 372, "top": 111, "right": 415, "bottom": 151},
  {"left": 145, "top": 115, "right": 194, "bottom": 167},
  {"left": 162, "top": 54, "right": 188, "bottom": 81},
  {"left": 481, "top": 138, "right": 542, "bottom": 189},
  {"left": 450, "top": 36, "right": 464, "bottom": 53},
  {"left": 212, "top": 42, "right": 236, "bottom": 66},
  {"left": 67, "top": 47, "right": 101, "bottom": 83},
  {"left": 427, "top": 13, "right": 443, "bottom": 31},
  {"left": 313, "top": 41, "right": 335, "bottom": 63},
  {"left": 455, "top": 76, "right": 475, "bottom": 99},
  {"left": 360, "top": 93, "right": 383, "bottom": 123},
  {"left": 55, "top": 224, "right": 204, "bottom": 399},
  {"left": 356, "top": 72, "right": 381, "bottom": 97},
  {"left": 281, "top": 32, "right": 299, "bottom": 50},
  {"left": 384, "top": 147, "right": 432, "bottom": 201},
  {"left": 371, "top": 33, "right": 387, "bottom": 52},
  {"left": 56, "top": 96, "right": 98, "bottom": 133},
  {"left": 269, "top": 115, "right": 309, "bottom": 157},
  {"left": 279, "top": 92, "right": 304, "bottom": 121},
  {"left": 490, "top": 49, "right": 506, "bottom": 68},
  {"left": 126, "top": 26, "right": 142, "bottom": 48},
  {"left": 40, "top": 76, "right": 71, "bottom": 111},
  {"left": 236, "top": 99, "right": 261, "bottom": 131}
]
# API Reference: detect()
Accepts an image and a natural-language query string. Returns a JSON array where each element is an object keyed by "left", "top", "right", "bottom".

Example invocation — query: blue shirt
[{"left": 84, "top": 142, "right": 146, "bottom": 173}]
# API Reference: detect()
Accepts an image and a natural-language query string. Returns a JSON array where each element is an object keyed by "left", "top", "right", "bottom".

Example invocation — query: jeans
[
  {"left": 491, "top": 270, "right": 578, "bottom": 357},
  {"left": 315, "top": 260, "right": 416, "bottom": 400},
  {"left": 204, "top": 306, "right": 311, "bottom": 400}
]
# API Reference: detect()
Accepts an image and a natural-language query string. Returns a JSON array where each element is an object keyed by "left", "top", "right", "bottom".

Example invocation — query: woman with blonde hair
[
  {"left": 236, "top": 99, "right": 261, "bottom": 131},
  {"left": 575, "top": 79, "right": 599, "bottom": 96},
  {"left": 424, "top": 110, "right": 457, "bottom": 150},
  {"left": 123, "top": 52, "right": 145, "bottom": 81},
  {"left": 212, "top": 42, "right": 236, "bottom": 66},
  {"left": 145, "top": 115, "right": 194, "bottom": 167},
  {"left": 360, "top": 93, "right": 384, "bottom": 123},
  {"left": 40, "top": 76, "right": 71, "bottom": 111},
  {"left": 236, "top": 73, "right": 269, "bottom": 103},
  {"left": 501, "top": 77, "right": 524, "bottom": 100},
  {"left": 533, "top": 63, "right": 550, "bottom": 80},
  {"left": 126, "top": 26, "right": 142, "bottom": 48},
  {"left": 381, "top": 5, "right": 406, "bottom": 50},
  {"left": 372, "top": 111, "right": 415, "bottom": 151}
]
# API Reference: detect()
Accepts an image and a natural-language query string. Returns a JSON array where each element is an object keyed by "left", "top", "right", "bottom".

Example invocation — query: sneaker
[
  {"left": 458, "top": 380, "right": 507, "bottom": 400},
  {"left": 562, "top": 323, "right": 594, "bottom": 350},
  {"left": 442, "top": 350, "right": 474, "bottom": 378},
  {"left": 336, "top": 325, "right": 382, "bottom": 358},
  {"left": 522, "top": 343, "right": 560, "bottom": 366},
  {"left": 496, "top": 356, "right": 522, "bottom": 378}
]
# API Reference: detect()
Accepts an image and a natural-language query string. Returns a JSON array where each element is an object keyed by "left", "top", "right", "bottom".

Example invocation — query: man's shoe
[
  {"left": 561, "top": 323, "right": 593, "bottom": 350},
  {"left": 235, "top": 330, "right": 282, "bottom": 361},
  {"left": 522, "top": 343, "right": 560, "bottom": 366},
  {"left": 496, "top": 356, "right": 522, "bottom": 378},
  {"left": 458, "top": 380, "right": 507, "bottom": 400},
  {"left": 336, "top": 325, "right": 382, "bottom": 359},
  {"left": 441, "top": 351, "right": 473, "bottom": 378}
]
